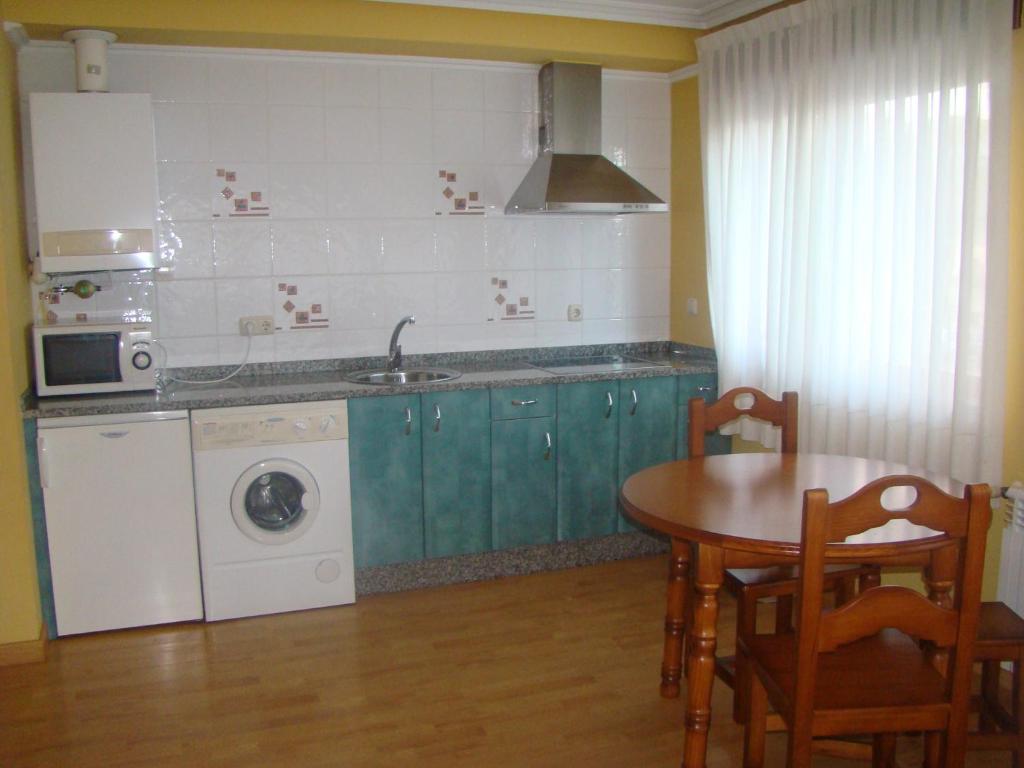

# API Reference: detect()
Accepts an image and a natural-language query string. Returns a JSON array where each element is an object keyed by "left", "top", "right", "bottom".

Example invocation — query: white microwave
[{"left": 33, "top": 323, "right": 157, "bottom": 397}]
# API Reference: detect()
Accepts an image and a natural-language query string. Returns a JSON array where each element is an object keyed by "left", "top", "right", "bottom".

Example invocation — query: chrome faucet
[{"left": 387, "top": 315, "right": 416, "bottom": 372}]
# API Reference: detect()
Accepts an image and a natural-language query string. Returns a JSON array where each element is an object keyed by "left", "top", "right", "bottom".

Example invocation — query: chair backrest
[
  {"left": 791, "top": 476, "right": 991, "bottom": 753},
  {"left": 687, "top": 387, "right": 798, "bottom": 458}
]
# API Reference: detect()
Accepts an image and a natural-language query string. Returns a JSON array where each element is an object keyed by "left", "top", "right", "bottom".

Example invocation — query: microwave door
[{"left": 42, "top": 333, "right": 122, "bottom": 387}]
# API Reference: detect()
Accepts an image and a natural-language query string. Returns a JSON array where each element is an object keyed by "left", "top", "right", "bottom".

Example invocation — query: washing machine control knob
[
  {"left": 292, "top": 419, "right": 309, "bottom": 436},
  {"left": 319, "top": 415, "right": 337, "bottom": 434}
]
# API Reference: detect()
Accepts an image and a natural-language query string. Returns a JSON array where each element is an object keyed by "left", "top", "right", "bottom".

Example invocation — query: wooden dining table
[{"left": 619, "top": 451, "right": 965, "bottom": 768}]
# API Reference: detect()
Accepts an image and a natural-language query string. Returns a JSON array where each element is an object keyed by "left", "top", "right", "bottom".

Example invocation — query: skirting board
[{"left": 0, "top": 623, "right": 47, "bottom": 666}]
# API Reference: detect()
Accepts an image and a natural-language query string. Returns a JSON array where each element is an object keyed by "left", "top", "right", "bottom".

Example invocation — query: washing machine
[{"left": 191, "top": 400, "right": 355, "bottom": 621}]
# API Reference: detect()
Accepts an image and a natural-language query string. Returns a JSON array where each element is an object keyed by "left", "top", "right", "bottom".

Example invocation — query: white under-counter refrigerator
[{"left": 37, "top": 410, "right": 203, "bottom": 635}]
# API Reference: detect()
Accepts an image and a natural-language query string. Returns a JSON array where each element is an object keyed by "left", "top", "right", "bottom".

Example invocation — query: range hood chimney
[{"left": 505, "top": 62, "right": 668, "bottom": 215}]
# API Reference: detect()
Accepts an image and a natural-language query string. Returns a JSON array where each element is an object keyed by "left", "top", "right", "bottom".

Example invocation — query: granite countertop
[{"left": 25, "top": 342, "right": 717, "bottom": 419}]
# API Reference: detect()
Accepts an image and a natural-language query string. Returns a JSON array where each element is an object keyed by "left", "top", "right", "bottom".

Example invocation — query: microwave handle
[{"left": 37, "top": 436, "right": 50, "bottom": 489}]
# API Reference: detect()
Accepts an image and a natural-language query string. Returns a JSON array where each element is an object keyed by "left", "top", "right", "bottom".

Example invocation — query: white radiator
[{"left": 997, "top": 483, "right": 1024, "bottom": 615}]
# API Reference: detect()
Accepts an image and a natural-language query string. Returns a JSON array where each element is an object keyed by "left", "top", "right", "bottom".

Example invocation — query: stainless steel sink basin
[{"left": 344, "top": 368, "right": 462, "bottom": 386}]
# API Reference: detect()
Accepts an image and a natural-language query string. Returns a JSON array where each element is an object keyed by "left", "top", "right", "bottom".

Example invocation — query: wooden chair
[
  {"left": 967, "top": 600, "right": 1024, "bottom": 764},
  {"left": 741, "top": 476, "right": 992, "bottom": 767},
  {"left": 677, "top": 387, "right": 878, "bottom": 722}
]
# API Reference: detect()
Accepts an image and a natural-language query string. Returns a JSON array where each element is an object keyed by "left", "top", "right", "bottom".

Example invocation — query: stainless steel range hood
[{"left": 505, "top": 62, "right": 668, "bottom": 215}]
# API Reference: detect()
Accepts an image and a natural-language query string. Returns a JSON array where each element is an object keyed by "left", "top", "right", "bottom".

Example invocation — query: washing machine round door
[{"left": 230, "top": 459, "right": 320, "bottom": 545}]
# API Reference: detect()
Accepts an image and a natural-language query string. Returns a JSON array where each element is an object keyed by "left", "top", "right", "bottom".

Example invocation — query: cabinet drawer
[
  {"left": 490, "top": 385, "right": 556, "bottom": 420},
  {"left": 677, "top": 372, "right": 718, "bottom": 405}
]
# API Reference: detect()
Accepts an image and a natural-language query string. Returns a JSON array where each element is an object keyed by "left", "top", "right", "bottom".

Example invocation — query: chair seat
[
  {"left": 725, "top": 563, "right": 878, "bottom": 597},
  {"left": 743, "top": 628, "right": 950, "bottom": 736},
  {"left": 976, "top": 601, "right": 1024, "bottom": 656}
]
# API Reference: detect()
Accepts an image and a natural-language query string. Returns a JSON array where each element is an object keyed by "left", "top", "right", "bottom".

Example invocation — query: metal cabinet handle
[
  {"left": 696, "top": 386, "right": 714, "bottom": 394},
  {"left": 37, "top": 437, "right": 49, "bottom": 489},
  {"left": 605, "top": 391, "right": 614, "bottom": 419},
  {"left": 404, "top": 406, "right": 412, "bottom": 435},
  {"left": 512, "top": 399, "right": 537, "bottom": 407},
  {"left": 630, "top": 388, "right": 639, "bottom": 416},
  {"left": 100, "top": 431, "right": 129, "bottom": 439},
  {"left": 543, "top": 432, "right": 552, "bottom": 461},
  {"left": 433, "top": 404, "right": 441, "bottom": 432}
]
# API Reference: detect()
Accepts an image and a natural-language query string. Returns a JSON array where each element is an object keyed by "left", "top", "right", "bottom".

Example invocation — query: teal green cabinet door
[
  {"left": 618, "top": 377, "right": 678, "bottom": 531},
  {"left": 348, "top": 395, "right": 424, "bottom": 568},
  {"left": 556, "top": 381, "right": 619, "bottom": 540},
  {"left": 676, "top": 373, "right": 731, "bottom": 458},
  {"left": 492, "top": 416, "right": 557, "bottom": 549},
  {"left": 421, "top": 389, "right": 492, "bottom": 558}
]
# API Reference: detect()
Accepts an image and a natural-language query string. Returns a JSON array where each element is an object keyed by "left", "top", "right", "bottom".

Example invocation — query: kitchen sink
[{"left": 344, "top": 368, "right": 462, "bottom": 386}]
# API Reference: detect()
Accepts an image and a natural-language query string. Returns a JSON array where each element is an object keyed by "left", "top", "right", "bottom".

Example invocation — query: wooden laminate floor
[{"left": 0, "top": 556, "right": 1011, "bottom": 767}]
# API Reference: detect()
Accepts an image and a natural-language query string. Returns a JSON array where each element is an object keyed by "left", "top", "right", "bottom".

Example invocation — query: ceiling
[{"left": 366, "top": 0, "right": 780, "bottom": 29}]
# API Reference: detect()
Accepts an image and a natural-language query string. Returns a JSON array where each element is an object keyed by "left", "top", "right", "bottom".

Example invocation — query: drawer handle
[
  {"left": 512, "top": 399, "right": 538, "bottom": 407},
  {"left": 100, "top": 431, "right": 129, "bottom": 439},
  {"left": 605, "top": 391, "right": 614, "bottom": 419},
  {"left": 696, "top": 386, "right": 714, "bottom": 394},
  {"left": 543, "top": 431, "right": 552, "bottom": 461},
  {"left": 433, "top": 404, "right": 441, "bottom": 432},
  {"left": 404, "top": 406, "right": 412, "bottom": 435},
  {"left": 630, "top": 388, "right": 638, "bottom": 416}
]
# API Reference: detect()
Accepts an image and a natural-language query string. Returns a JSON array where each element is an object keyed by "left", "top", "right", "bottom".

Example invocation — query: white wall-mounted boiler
[{"left": 29, "top": 92, "right": 158, "bottom": 274}]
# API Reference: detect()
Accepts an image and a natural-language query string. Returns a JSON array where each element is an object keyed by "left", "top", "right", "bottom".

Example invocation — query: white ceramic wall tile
[
  {"left": 484, "top": 71, "right": 536, "bottom": 113},
  {"left": 535, "top": 270, "right": 582, "bottom": 321},
  {"left": 272, "top": 221, "right": 330, "bottom": 275},
  {"left": 215, "top": 277, "right": 275, "bottom": 335},
  {"left": 330, "top": 274, "right": 436, "bottom": 329},
  {"left": 156, "top": 280, "right": 217, "bottom": 338},
  {"left": 219, "top": 333, "right": 276, "bottom": 364},
  {"left": 582, "top": 268, "right": 669, "bottom": 319},
  {"left": 271, "top": 163, "right": 328, "bottom": 218},
  {"left": 210, "top": 104, "right": 268, "bottom": 161},
  {"left": 326, "top": 107, "right": 380, "bottom": 163},
  {"left": 626, "top": 216, "right": 671, "bottom": 269},
  {"left": 432, "top": 68, "right": 483, "bottom": 110},
  {"left": 327, "top": 163, "right": 385, "bottom": 218},
  {"left": 268, "top": 105, "right": 325, "bottom": 162},
  {"left": 435, "top": 217, "right": 485, "bottom": 271},
  {"left": 154, "top": 103, "right": 210, "bottom": 162},
  {"left": 105, "top": 50, "right": 151, "bottom": 95},
  {"left": 328, "top": 220, "right": 382, "bottom": 274},
  {"left": 433, "top": 110, "right": 485, "bottom": 164},
  {"left": 601, "top": 115, "right": 627, "bottom": 167},
  {"left": 146, "top": 55, "right": 210, "bottom": 102},
  {"left": 534, "top": 219, "right": 583, "bottom": 270},
  {"left": 208, "top": 58, "right": 268, "bottom": 104},
  {"left": 157, "top": 336, "right": 220, "bottom": 368},
  {"left": 268, "top": 61, "right": 325, "bottom": 105},
  {"left": 158, "top": 162, "right": 212, "bottom": 221},
  {"left": 435, "top": 272, "right": 489, "bottom": 325},
  {"left": 379, "top": 65, "right": 431, "bottom": 110},
  {"left": 626, "top": 79, "right": 670, "bottom": 120},
  {"left": 627, "top": 118, "right": 670, "bottom": 169},
  {"left": 380, "top": 108, "right": 433, "bottom": 163},
  {"left": 379, "top": 220, "right": 437, "bottom": 273},
  {"left": 94, "top": 278, "right": 156, "bottom": 324},
  {"left": 601, "top": 77, "right": 629, "bottom": 117},
  {"left": 274, "top": 329, "right": 336, "bottom": 362},
  {"left": 535, "top": 320, "right": 583, "bottom": 347},
  {"left": 213, "top": 221, "right": 273, "bottom": 277},
  {"left": 484, "top": 111, "right": 536, "bottom": 165},
  {"left": 324, "top": 61, "right": 379, "bottom": 107},
  {"left": 383, "top": 165, "right": 438, "bottom": 218},
  {"left": 485, "top": 219, "right": 535, "bottom": 269},
  {"left": 159, "top": 221, "right": 215, "bottom": 278},
  {"left": 628, "top": 166, "right": 671, "bottom": 204},
  {"left": 581, "top": 218, "right": 629, "bottom": 268},
  {"left": 443, "top": 322, "right": 537, "bottom": 351}
]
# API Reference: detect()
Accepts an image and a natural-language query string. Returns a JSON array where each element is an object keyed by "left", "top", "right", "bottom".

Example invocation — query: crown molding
[
  {"left": 668, "top": 63, "right": 698, "bottom": 81},
  {"left": 364, "top": 0, "right": 727, "bottom": 28},
  {"left": 699, "top": 0, "right": 780, "bottom": 28}
]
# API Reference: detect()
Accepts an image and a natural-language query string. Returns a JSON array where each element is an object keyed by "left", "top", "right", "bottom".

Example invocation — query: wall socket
[
  {"left": 567, "top": 304, "right": 583, "bottom": 322},
  {"left": 239, "top": 316, "right": 274, "bottom": 336}
]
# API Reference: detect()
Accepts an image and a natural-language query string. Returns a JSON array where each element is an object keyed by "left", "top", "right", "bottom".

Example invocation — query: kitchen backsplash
[{"left": 18, "top": 44, "right": 671, "bottom": 367}]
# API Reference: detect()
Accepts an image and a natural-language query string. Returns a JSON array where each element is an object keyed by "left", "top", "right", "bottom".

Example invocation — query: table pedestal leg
[
  {"left": 682, "top": 543, "right": 724, "bottom": 768},
  {"left": 661, "top": 538, "right": 689, "bottom": 698}
]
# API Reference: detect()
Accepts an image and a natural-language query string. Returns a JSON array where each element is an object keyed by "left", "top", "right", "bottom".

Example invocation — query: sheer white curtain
[{"left": 698, "top": 0, "right": 1011, "bottom": 484}]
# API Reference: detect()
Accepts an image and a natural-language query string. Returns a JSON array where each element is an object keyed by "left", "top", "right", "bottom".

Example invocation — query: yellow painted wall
[
  {"left": 2, "top": 0, "right": 698, "bottom": 73},
  {"left": 0, "top": 0, "right": 41, "bottom": 645}
]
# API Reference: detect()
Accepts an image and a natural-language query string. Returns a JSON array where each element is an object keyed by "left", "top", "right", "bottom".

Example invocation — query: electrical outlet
[
  {"left": 567, "top": 304, "right": 583, "bottom": 322},
  {"left": 239, "top": 315, "right": 274, "bottom": 336},
  {"left": 687, "top": 298, "right": 699, "bottom": 316}
]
